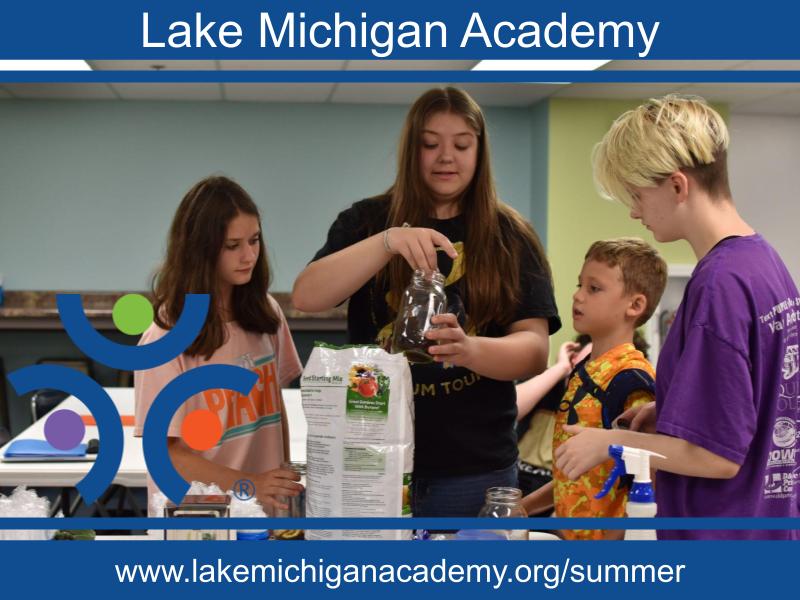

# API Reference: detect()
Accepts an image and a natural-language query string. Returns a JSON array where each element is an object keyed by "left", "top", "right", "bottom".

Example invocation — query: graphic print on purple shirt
[{"left": 654, "top": 235, "right": 799, "bottom": 540}]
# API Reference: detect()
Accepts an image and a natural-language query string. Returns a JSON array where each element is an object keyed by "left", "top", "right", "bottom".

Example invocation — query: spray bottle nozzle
[
  {"left": 595, "top": 445, "right": 625, "bottom": 499},
  {"left": 595, "top": 444, "right": 665, "bottom": 501}
]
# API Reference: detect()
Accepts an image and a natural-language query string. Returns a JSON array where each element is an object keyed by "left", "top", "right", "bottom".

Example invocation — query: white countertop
[{"left": 0, "top": 387, "right": 306, "bottom": 489}]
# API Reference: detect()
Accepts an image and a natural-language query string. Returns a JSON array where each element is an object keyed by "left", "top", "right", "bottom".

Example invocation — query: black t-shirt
[{"left": 312, "top": 196, "right": 561, "bottom": 476}]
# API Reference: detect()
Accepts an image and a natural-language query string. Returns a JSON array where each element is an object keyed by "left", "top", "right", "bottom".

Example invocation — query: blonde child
[{"left": 556, "top": 95, "right": 800, "bottom": 540}]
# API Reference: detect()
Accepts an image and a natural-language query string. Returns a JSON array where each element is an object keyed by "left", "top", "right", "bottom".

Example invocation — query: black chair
[
  {"left": 0, "top": 425, "right": 10, "bottom": 447},
  {"left": 29, "top": 357, "right": 93, "bottom": 422},
  {"left": 35, "top": 357, "right": 93, "bottom": 379},
  {"left": 30, "top": 389, "right": 70, "bottom": 422}
]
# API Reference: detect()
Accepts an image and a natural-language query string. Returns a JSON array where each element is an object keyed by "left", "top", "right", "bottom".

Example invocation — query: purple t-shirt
[{"left": 655, "top": 235, "right": 800, "bottom": 540}]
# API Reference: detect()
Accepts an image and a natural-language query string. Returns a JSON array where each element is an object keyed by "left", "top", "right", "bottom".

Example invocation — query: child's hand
[
  {"left": 556, "top": 341, "right": 581, "bottom": 376},
  {"left": 555, "top": 425, "right": 613, "bottom": 480},
  {"left": 251, "top": 468, "right": 304, "bottom": 512},
  {"left": 425, "top": 313, "right": 477, "bottom": 368},
  {"left": 615, "top": 401, "right": 657, "bottom": 433}
]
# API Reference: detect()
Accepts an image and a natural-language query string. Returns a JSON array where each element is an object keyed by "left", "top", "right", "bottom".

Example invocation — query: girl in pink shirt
[{"left": 134, "top": 176, "right": 304, "bottom": 514}]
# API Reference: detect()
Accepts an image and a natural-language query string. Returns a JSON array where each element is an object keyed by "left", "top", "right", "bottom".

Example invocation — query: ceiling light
[
  {"left": 0, "top": 60, "right": 93, "bottom": 71},
  {"left": 472, "top": 59, "right": 611, "bottom": 71}
]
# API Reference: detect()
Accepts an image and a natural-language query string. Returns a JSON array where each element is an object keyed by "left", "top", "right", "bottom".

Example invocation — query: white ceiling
[{"left": 1, "top": 60, "right": 799, "bottom": 115}]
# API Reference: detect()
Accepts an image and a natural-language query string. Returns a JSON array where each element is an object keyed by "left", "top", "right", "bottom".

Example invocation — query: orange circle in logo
[{"left": 181, "top": 409, "right": 222, "bottom": 451}]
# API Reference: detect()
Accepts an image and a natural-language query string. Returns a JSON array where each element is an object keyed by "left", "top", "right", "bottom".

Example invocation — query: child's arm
[
  {"left": 521, "top": 480, "right": 555, "bottom": 515},
  {"left": 586, "top": 322, "right": 757, "bottom": 482},
  {"left": 167, "top": 438, "right": 303, "bottom": 512},
  {"left": 554, "top": 426, "right": 741, "bottom": 480},
  {"left": 516, "top": 341, "right": 578, "bottom": 420}
]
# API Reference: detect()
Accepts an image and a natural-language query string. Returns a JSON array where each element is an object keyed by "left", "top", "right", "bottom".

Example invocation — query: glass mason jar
[
  {"left": 273, "top": 461, "right": 306, "bottom": 540},
  {"left": 477, "top": 487, "right": 528, "bottom": 541},
  {"left": 391, "top": 269, "right": 447, "bottom": 364}
]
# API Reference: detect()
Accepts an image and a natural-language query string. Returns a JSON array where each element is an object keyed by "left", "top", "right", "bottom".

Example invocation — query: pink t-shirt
[{"left": 134, "top": 295, "right": 303, "bottom": 502}]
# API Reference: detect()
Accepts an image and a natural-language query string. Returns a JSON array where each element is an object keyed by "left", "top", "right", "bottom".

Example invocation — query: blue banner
[
  {"left": 0, "top": 0, "right": 799, "bottom": 60},
  {"left": 0, "top": 539, "right": 796, "bottom": 597},
  {"left": 1, "top": 2, "right": 799, "bottom": 599}
]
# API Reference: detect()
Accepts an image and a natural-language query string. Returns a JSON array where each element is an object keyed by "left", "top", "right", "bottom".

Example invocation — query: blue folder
[{"left": 2, "top": 439, "right": 89, "bottom": 461}]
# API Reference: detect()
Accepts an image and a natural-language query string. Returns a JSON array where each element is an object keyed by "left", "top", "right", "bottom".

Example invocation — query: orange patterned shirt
[{"left": 553, "top": 343, "right": 655, "bottom": 540}]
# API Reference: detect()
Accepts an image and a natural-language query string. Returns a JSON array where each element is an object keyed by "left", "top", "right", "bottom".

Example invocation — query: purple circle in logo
[{"left": 44, "top": 409, "right": 86, "bottom": 450}]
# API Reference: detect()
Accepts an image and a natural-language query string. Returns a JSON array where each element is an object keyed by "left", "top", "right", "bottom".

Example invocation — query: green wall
[{"left": 545, "top": 98, "right": 729, "bottom": 355}]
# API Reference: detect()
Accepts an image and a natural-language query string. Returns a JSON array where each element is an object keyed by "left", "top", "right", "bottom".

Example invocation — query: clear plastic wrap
[{"left": 0, "top": 486, "right": 59, "bottom": 540}]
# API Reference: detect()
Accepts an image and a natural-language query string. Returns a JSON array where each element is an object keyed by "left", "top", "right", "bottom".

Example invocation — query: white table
[
  {"left": 0, "top": 388, "right": 145, "bottom": 489},
  {"left": 0, "top": 387, "right": 307, "bottom": 489}
]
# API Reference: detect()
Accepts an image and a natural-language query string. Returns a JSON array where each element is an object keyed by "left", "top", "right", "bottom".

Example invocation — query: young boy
[
  {"left": 523, "top": 238, "right": 667, "bottom": 540},
  {"left": 555, "top": 94, "right": 800, "bottom": 540}
]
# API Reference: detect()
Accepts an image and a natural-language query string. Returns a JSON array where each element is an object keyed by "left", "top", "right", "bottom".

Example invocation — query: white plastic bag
[{"left": 301, "top": 344, "right": 414, "bottom": 540}]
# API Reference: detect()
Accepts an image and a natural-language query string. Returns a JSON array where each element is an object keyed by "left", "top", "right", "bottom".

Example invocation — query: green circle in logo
[{"left": 112, "top": 293, "right": 154, "bottom": 335}]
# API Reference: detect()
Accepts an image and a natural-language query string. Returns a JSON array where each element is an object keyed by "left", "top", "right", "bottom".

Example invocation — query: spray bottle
[{"left": 595, "top": 445, "right": 664, "bottom": 541}]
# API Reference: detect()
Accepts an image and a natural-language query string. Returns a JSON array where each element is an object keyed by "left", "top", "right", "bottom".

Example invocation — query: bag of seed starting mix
[{"left": 301, "top": 343, "right": 414, "bottom": 540}]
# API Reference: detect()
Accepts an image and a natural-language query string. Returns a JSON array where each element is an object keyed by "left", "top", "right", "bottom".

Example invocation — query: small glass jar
[
  {"left": 391, "top": 270, "right": 447, "bottom": 364},
  {"left": 477, "top": 487, "right": 528, "bottom": 541},
  {"left": 273, "top": 461, "right": 306, "bottom": 540}
]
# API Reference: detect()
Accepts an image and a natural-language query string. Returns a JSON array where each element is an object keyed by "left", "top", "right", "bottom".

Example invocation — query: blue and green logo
[{"left": 8, "top": 293, "right": 255, "bottom": 505}]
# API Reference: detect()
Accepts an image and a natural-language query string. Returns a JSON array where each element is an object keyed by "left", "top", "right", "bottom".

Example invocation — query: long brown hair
[
  {"left": 152, "top": 175, "right": 280, "bottom": 359},
  {"left": 383, "top": 87, "right": 552, "bottom": 333}
]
